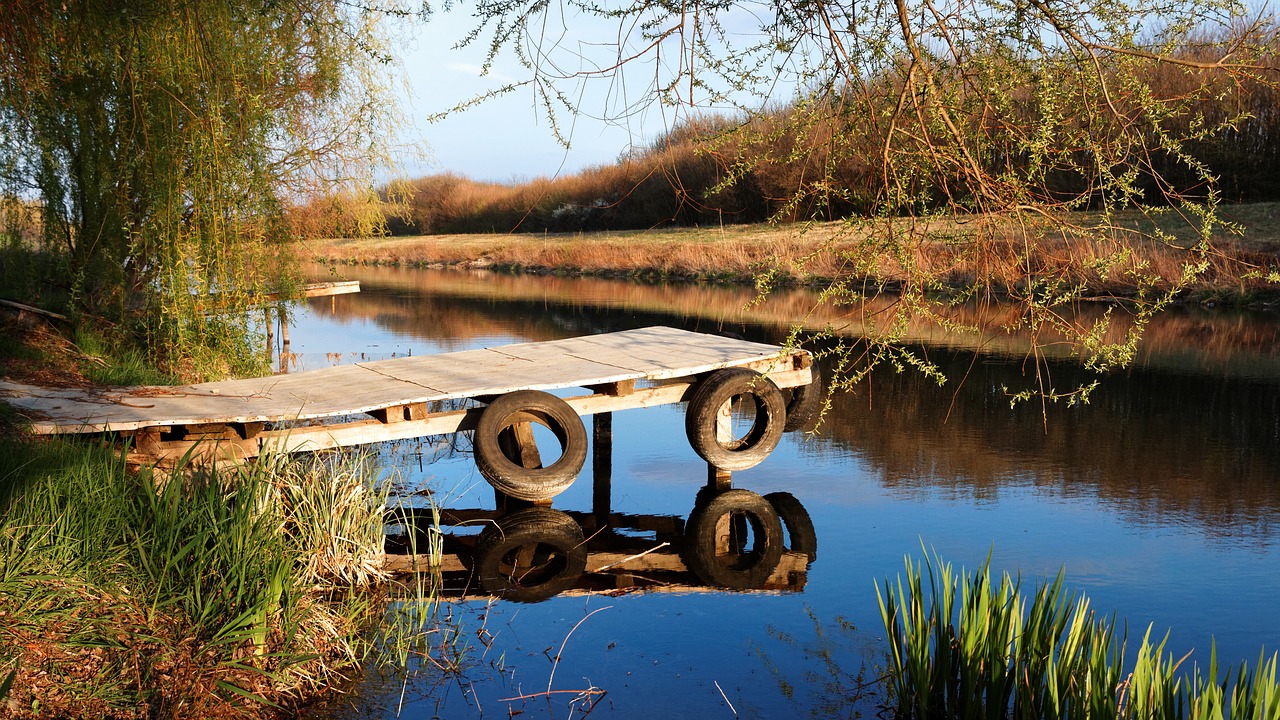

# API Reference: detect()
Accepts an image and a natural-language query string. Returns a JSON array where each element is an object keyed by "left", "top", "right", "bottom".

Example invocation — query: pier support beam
[
  {"left": 706, "top": 465, "right": 733, "bottom": 491},
  {"left": 706, "top": 397, "right": 734, "bottom": 490},
  {"left": 593, "top": 412, "right": 613, "bottom": 524}
]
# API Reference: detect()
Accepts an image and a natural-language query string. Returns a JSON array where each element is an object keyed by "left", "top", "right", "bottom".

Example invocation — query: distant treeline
[{"left": 379, "top": 38, "right": 1280, "bottom": 236}]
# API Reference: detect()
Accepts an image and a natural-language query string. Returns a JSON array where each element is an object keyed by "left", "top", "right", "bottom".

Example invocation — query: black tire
[
  {"left": 474, "top": 390, "right": 587, "bottom": 502},
  {"left": 473, "top": 508, "right": 588, "bottom": 602},
  {"left": 763, "top": 491, "right": 818, "bottom": 563},
  {"left": 685, "top": 368, "right": 786, "bottom": 471},
  {"left": 782, "top": 366, "right": 824, "bottom": 432},
  {"left": 683, "top": 489, "right": 785, "bottom": 589}
]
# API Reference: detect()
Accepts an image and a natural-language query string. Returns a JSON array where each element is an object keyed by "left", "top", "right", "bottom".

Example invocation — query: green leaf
[{"left": 0, "top": 668, "right": 16, "bottom": 701}]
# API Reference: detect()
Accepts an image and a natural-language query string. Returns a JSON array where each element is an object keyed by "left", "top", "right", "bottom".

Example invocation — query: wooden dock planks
[{"left": 0, "top": 328, "right": 811, "bottom": 460}]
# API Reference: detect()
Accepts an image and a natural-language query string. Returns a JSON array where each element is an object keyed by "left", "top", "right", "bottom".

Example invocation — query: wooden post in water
[
  {"left": 497, "top": 422, "right": 552, "bottom": 507},
  {"left": 707, "top": 465, "right": 733, "bottom": 490},
  {"left": 593, "top": 412, "right": 613, "bottom": 523},
  {"left": 707, "top": 398, "right": 733, "bottom": 490},
  {"left": 278, "top": 306, "right": 291, "bottom": 373},
  {"left": 264, "top": 307, "right": 274, "bottom": 356}
]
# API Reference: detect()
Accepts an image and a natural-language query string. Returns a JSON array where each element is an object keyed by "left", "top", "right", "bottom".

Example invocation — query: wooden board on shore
[
  {"left": 0, "top": 298, "right": 69, "bottom": 324},
  {"left": 0, "top": 327, "right": 811, "bottom": 444}
]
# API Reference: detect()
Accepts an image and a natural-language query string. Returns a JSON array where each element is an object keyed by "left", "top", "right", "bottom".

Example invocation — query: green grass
[
  {"left": 877, "top": 550, "right": 1280, "bottom": 720},
  {"left": 73, "top": 327, "right": 177, "bottom": 386},
  {"left": 0, "top": 437, "right": 429, "bottom": 717}
]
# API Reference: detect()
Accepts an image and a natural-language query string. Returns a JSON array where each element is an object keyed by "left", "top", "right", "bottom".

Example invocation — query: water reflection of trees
[{"left": 811, "top": 352, "right": 1280, "bottom": 541}]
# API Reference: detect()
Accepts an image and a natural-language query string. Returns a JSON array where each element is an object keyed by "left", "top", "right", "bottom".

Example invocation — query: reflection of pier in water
[
  {"left": 312, "top": 267, "right": 1280, "bottom": 542},
  {"left": 383, "top": 415, "right": 817, "bottom": 601}
]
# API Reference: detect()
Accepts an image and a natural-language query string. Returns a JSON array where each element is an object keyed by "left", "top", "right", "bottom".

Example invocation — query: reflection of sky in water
[{"left": 295, "top": 286, "right": 1280, "bottom": 720}]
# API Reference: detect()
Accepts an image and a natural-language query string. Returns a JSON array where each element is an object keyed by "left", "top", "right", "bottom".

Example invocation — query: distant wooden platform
[
  {"left": 297, "top": 280, "right": 361, "bottom": 299},
  {"left": 229, "top": 280, "right": 362, "bottom": 306},
  {"left": 0, "top": 326, "right": 810, "bottom": 466}
]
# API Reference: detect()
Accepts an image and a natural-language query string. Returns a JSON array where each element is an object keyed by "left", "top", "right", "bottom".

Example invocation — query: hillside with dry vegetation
[{"left": 354, "top": 38, "right": 1280, "bottom": 238}]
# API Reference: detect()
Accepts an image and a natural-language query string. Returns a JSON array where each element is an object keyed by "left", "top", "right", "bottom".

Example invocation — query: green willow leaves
[{"left": 0, "top": 0, "right": 404, "bottom": 374}]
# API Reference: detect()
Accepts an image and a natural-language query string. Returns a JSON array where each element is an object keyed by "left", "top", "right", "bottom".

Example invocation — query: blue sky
[
  {"left": 394, "top": 10, "right": 675, "bottom": 182},
  {"left": 391, "top": 5, "right": 799, "bottom": 183}
]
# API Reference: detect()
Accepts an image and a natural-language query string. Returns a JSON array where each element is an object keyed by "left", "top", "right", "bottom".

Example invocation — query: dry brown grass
[{"left": 306, "top": 204, "right": 1280, "bottom": 302}]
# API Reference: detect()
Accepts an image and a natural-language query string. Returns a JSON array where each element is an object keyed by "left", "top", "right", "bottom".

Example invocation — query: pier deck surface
[{"left": 0, "top": 327, "right": 810, "bottom": 463}]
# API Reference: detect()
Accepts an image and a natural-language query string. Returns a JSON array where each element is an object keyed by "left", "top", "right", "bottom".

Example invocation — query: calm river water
[{"left": 296, "top": 266, "right": 1280, "bottom": 719}]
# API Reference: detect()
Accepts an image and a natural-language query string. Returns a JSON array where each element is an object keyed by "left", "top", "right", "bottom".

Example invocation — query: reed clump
[
  {"left": 878, "top": 551, "right": 1280, "bottom": 720},
  {"left": 0, "top": 437, "right": 416, "bottom": 718}
]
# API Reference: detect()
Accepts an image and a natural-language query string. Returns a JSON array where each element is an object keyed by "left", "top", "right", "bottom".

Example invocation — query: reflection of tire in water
[
  {"left": 685, "top": 368, "right": 786, "bottom": 471},
  {"left": 473, "top": 508, "right": 587, "bottom": 602},
  {"left": 782, "top": 366, "right": 823, "bottom": 432},
  {"left": 683, "top": 489, "right": 785, "bottom": 589},
  {"left": 473, "top": 390, "right": 588, "bottom": 502},
  {"left": 763, "top": 491, "right": 817, "bottom": 562}
]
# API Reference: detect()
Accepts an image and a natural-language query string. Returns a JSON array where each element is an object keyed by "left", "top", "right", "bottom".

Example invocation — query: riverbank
[
  {"left": 309, "top": 203, "right": 1280, "bottom": 305},
  {"left": 0, "top": 318, "right": 422, "bottom": 719}
]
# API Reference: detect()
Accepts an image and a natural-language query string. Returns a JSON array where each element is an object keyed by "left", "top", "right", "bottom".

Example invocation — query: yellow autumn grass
[{"left": 306, "top": 204, "right": 1280, "bottom": 301}]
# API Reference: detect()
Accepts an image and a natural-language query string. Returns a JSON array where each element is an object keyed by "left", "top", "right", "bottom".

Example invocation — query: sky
[
  {"left": 393, "top": 10, "right": 678, "bottom": 183},
  {"left": 391, "top": 5, "right": 798, "bottom": 183}
]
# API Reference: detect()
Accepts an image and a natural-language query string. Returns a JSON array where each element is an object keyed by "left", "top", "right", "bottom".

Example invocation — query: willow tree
[
  {"left": 0, "top": 0, "right": 401, "bottom": 374},
  {"left": 446, "top": 0, "right": 1278, "bottom": 402}
]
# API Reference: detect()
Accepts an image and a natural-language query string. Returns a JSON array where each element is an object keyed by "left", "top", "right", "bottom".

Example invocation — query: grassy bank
[
  {"left": 309, "top": 203, "right": 1280, "bottom": 304},
  {"left": 0, "top": 430, "right": 408, "bottom": 718},
  {"left": 1, "top": 440, "right": 359, "bottom": 716},
  {"left": 0, "top": 319, "right": 431, "bottom": 718}
]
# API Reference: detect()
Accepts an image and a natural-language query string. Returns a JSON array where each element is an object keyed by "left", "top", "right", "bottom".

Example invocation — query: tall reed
[{"left": 877, "top": 550, "right": 1280, "bottom": 720}]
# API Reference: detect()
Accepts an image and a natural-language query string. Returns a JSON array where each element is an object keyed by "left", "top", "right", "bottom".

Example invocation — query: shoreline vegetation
[
  {"left": 308, "top": 203, "right": 1280, "bottom": 307},
  {"left": 880, "top": 552, "right": 1280, "bottom": 720},
  {"left": 0, "top": 319, "right": 437, "bottom": 718}
]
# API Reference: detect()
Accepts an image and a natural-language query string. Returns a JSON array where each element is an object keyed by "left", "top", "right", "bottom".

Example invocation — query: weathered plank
[
  {"left": 0, "top": 298, "right": 68, "bottom": 323},
  {"left": 254, "top": 366, "right": 810, "bottom": 457}
]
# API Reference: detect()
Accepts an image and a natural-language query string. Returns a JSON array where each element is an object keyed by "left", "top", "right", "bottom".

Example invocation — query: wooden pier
[
  {"left": 0, "top": 326, "right": 814, "bottom": 500},
  {"left": 1, "top": 325, "right": 820, "bottom": 592}
]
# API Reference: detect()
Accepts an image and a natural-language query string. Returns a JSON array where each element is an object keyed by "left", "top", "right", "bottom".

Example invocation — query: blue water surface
[{"left": 288, "top": 268, "right": 1280, "bottom": 719}]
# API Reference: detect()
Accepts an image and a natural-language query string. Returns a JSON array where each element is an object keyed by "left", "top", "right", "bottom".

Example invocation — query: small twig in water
[
  {"left": 714, "top": 680, "right": 738, "bottom": 716},
  {"left": 495, "top": 607, "right": 612, "bottom": 708},
  {"left": 547, "top": 606, "right": 612, "bottom": 694},
  {"left": 499, "top": 688, "right": 607, "bottom": 702},
  {"left": 589, "top": 542, "right": 671, "bottom": 572}
]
